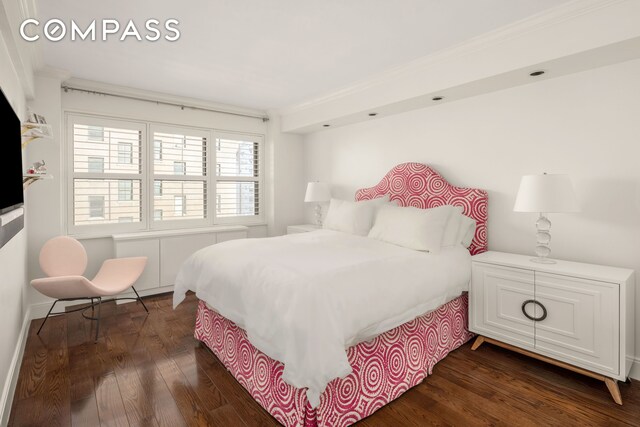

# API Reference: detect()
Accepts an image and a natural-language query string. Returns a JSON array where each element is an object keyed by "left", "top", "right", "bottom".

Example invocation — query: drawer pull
[{"left": 521, "top": 299, "right": 547, "bottom": 321}]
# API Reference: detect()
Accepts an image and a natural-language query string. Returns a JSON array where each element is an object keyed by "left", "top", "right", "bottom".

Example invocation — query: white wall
[
  {"left": 24, "top": 74, "right": 64, "bottom": 313},
  {"left": 0, "top": 9, "right": 30, "bottom": 425},
  {"left": 304, "top": 60, "right": 640, "bottom": 361},
  {"left": 267, "top": 114, "right": 306, "bottom": 236}
]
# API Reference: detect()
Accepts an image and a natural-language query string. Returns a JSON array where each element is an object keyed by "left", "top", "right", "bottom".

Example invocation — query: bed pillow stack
[
  {"left": 323, "top": 196, "right": 476, "bottom": 252},
  {"left": 323, "top": 195, "right": 392, "bottom": 236},
  {"left": 368, "top": 205, "right": 453, "bottom": 252},
  {"left": 368, "top": 204, "right": 477, "bottom": 252}
]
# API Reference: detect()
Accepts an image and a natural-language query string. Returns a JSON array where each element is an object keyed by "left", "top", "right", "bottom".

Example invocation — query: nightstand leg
[
  {"left": 604, "top": 378, "right": 623, "bottom": 405},
  {"left": 471, "top": 335, "right": 485, "bottom": 351}
]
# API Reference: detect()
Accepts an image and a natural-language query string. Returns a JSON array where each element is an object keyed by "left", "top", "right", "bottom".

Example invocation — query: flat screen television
[{"left": 0, "top": 86, "right": 24, "bottom": 215}]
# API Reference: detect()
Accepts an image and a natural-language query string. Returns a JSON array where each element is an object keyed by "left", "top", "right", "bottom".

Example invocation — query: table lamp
[
  {"left": 305, "top": 182, "right": 331, "bottom": 226},
  {"left": 513, "top": 173, "right": 579, "bottom": 264}
]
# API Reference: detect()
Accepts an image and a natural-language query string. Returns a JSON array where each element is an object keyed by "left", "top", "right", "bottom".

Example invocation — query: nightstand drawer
[
  {"left": 534, "top": 272, "right": 619, "bottom": 375},
  {"left": 470, "top": 263, "right": 535, "bottom": 349}
]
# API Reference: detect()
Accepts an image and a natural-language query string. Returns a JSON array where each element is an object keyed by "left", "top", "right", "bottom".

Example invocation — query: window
[
  {"left": 87, "top": 126, "right": 104, "bottom": 141},
  {"left": 173, "top": 161, "right": 186, "bottom": 175},
  {"left": 154, "top": 139, "right": 163, "bottom": 160},
  {"left": 153, "top": 127, "right": 207, "bottom": 224},
  {"left": 68, "top": 114, "right": 264, "bottom": 234},
  {"left": 215, "top": 134, "right": 263, "bottom": 220},
  {"left": 87, "top": 156, "right": 104, "bottom": 173},
  {"left": 88, "top": 196, "right": 104, "bottom": 218},
  {"left": 118, "top": 180, "right": 133, "bottom": 201},
  {"left": 70, "top": 115, "right": 143, "bottom": 232},
  {"left": 174, "top": 195, "right": 186, "bottom": 216},
  {"left": 118, "top": 142, "right": 132, "bottom": 164}
]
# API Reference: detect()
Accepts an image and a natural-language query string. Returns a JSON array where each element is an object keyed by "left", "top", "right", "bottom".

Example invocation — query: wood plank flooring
[{"left": 9, "top": 292, "right": 639, "bottom": 426}]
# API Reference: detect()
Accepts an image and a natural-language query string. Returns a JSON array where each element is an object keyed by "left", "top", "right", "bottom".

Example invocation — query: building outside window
[
  {"left": 88, "top": 196, "right": 105, "bottom": 218},
  {"left": 154, "top": 139, "right": 163, "bottom": 160},
  {"left": 118, "top": 142, "right": 133, "bottom": 164},
  {"left": 118, "top": 180, "right": 133, "bottom": 201},
  {"left": 87, "top": 156, "right": 104, "bottom": 173},
  {"left": 174, "top": 195, "right": 186, "bottom": 217}
]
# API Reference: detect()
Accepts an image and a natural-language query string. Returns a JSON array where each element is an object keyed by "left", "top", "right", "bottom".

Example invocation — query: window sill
[
  {"left": 112, "top": 225, "right": 251, "bottom": 241},
  {"left": 73, "top": 224, "right": 261, "bottom": 241},
  {"left": 111, "top": 225, "right": 249, "bottom": 242}
]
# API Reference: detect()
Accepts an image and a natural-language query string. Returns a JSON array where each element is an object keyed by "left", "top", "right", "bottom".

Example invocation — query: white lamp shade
[
  {"left": 304, "top": 182, "right": 331, "bottom": 203},
  {"left": 514, "top": 174, "right": 580, "bottom": 213}
]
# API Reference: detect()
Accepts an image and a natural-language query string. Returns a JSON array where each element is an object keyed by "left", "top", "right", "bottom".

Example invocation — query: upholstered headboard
[{"left": 355, "top": 162, "right": 488, "bottom": 255}]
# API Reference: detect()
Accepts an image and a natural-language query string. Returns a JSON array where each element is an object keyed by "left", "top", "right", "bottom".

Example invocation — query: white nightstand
[
  {"left": 469, "top": 251, "right": 635, "bottom": 405},
  {"left": 286, "top": 224, "right": 321, "bottom": 234}
]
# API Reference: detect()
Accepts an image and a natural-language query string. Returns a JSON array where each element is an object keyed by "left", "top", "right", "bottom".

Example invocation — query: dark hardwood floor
[{"left": 9, "top": 292, "right": 639, "bottom": 426}]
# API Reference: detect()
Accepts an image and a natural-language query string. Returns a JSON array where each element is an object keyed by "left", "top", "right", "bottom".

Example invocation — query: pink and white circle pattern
[{"left": 195, "top": 294, "right": 473, "bottom": 427}]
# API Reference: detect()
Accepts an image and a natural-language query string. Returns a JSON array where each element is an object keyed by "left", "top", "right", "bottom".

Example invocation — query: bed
[{"left": 174, "top": 162, "right": 488, "bottom": 426}]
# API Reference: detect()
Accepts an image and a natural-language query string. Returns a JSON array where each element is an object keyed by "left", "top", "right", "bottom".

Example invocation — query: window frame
[
  {"left": 150, "top": 123, "right": 211, "bottom": 230},
  {"left": 66, "top": 113, "right": 265, "bottom": 236},
  {"left": 67, "top": 114, "right": 147, "bottom": 235},
  {"left": 213, "top": 131, "right": 265, "bottom": 225}
]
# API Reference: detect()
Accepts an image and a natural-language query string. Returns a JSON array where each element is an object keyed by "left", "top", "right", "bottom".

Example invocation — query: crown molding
[
  {"left": 36, "top": 66, "right": 71, "bottom": 81},
  {"left": 279, "top": 0, "right": 627, "bottom": 116},
  {"left": 62, "top": 77, "right": 268, "bottom": 118}
]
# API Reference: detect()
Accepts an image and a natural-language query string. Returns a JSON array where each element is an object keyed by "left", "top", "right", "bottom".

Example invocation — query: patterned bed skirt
[{"left": 194, "top": 293, "right": 473, "bottom": 427}]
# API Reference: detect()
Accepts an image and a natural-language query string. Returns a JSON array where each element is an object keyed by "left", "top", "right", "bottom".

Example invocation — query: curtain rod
[{"left": 61, "top": 85, "right": 269, "bottom": 122}]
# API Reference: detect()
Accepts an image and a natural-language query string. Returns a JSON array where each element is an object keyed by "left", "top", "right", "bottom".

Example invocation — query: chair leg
[
  {"left": 37, "top": 300, "right": 59, "bottom": 335},
  {"left": 94, "top": 297, "right": 102, "bottom": 343},
  {"left": 132, "top": 287, "right": 149, "bottom": 313}
]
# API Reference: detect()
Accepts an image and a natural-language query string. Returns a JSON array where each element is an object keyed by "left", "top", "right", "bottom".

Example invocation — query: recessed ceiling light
[
  {"left": 368, "top": 113, "right": 378, "bottom": 117},
  {"left": 432, "top": 96, "right": 443, "bottom": 101},
  {"left": 323, "top": 124, "right": 330, "bottom": 127},
  {"left": 530, "top": 70, "right": 545, "bottom": 77}
]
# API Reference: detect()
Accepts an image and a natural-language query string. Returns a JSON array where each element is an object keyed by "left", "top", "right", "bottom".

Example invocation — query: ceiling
[{"left": 35, "top": 0, "right": 568, "bottom": 111}]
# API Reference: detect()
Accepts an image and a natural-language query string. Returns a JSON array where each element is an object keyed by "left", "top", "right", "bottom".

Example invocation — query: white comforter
[{"left": 173, "top": 229, "right": 470, "bottom": 407}]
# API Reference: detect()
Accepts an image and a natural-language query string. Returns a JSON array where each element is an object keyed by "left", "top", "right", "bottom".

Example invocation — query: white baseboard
[
  {"left": 630, "top": 357, "right": 640, "bottom": 381},
  {"left": 0, "top": 306, "right": 32, "bottom": 427},
  {"left": 114, "top": 285, "right": 174, "bottom": 305}
]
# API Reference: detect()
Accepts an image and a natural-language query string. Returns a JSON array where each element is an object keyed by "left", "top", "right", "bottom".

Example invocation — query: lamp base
[
  {"left": 530, "top": 257, "right": 557, "bottom": 264},
  {"left": 314, "top": 204, "right": 323, "bottom": 227}
]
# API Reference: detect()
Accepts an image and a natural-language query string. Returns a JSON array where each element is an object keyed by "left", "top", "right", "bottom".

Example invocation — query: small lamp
[
  {"left": 514, "top": 173, "right": 579, "bottom": 264},
  {"left": 305, "top": 182, "right": 331, "bottom": 226}
]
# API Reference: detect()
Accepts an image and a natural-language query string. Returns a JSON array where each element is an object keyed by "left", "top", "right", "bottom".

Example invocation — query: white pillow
[
  {"left": 368, "top": 205, "right": 454, "bottom": 252},
  {"left": 360, "top": 194, "right": 391, "bottom": 211},
  {"left": 457, "top": 215, "right": 477, "bottom": 248},
  {"left": 324, "top": 198, "right": 379, "bottom": 236},
  {"left": 442, "top": 206, "right": 464, "bottom": 247}
]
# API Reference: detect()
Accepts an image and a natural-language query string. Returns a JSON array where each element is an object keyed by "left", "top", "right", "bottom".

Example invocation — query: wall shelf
[
  {"left": 21, "top": 119, "right": 53, "bottom": 189},
  {"left": 23, "top": 174, "right": 53, "bottom": 189},
  {"left": 21, "top": 122, "right": 53, "bottom": 148}
]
